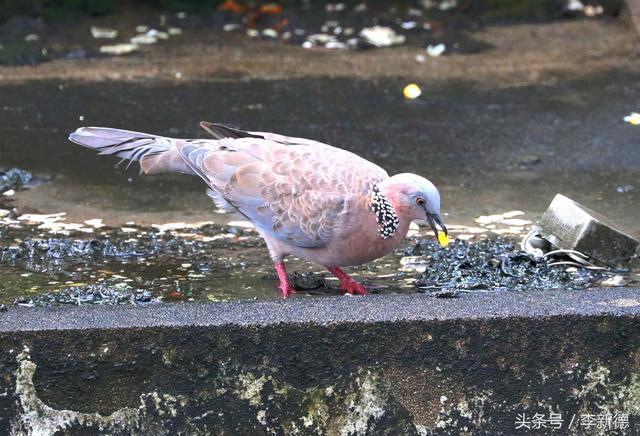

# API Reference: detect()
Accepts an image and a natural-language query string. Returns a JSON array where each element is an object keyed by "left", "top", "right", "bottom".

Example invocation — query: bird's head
[{"left": 377, "top": 173, "right": 447, "bottom": 242}]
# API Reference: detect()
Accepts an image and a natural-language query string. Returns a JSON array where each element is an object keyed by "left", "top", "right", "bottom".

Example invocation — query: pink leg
[
  {"left": 275, "top": 262, "right": 296, "bottom": 299},
  {"left": 326, "top": 267, "right": 369, "bottom": 296}
]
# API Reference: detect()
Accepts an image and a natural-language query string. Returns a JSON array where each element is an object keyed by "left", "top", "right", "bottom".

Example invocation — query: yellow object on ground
[
  {"left": 403, "top": 83, "right": 422, "bottom": 99},
  {"left": 624, "top": 112, "right": 640, "bottom": 125}
]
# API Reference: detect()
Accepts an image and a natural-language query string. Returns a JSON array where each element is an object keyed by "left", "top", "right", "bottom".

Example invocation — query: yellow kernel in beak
[
  {"left": 437, "top": 231, "right": 449, "bottom": 247},
  {"left": 403, "top": 83, "right": 422, "bottom": 99}
]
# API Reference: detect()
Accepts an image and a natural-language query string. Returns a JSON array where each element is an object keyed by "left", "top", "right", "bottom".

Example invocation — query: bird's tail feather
[{"left": 69, "top": 127, "right": 194, "bottom": 175}]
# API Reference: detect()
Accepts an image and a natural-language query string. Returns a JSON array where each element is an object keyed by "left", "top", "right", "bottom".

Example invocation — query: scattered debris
[
  {"left": 439, "top": 0, "right": 458, "bottom": 11},
  {"left": 424, "top": 288, "right": 460, "bottom": 298},
  {"left": 100, "top": 43, "right": 138, "bottom": 55},
  {"left": 16, "top": 212, "right": 96, "bottom": 234},
  {"left": 584, "top": 4, "right": 604, "bottom": 17},
  {"left": 359, "top": 26, "right": 405, "bottom": 47},
  {"left": 0, "top": 218, "right": 261, "bottom": 306},
  {"left": 517, "top": 154, "right": 541, "bottom": 167},
  {"left": 400, "top": 256, "right": 429, "bottom": 273},
  {"left": 84, "top": 218, "right": 105, "bottom": 228},
  {"left": 223, "top": 23, "right": 242, "bottom": 32},
  {"left": 326, "top": 3, "right": 347, "bottom": 12},
  {"left": 616, "top": 185, "right": 634, "bottom": 193},
  {"left": 130, "top": 34, "right": 157, "bottom": 45},
  {"left": 262, "top": 28, "right": 278, "bottom": 38},
  {"left": 147, "top": 29, "right": 169, "bottom": 40},
  {"left": 601, "top": 275, "right": 630, "bottom": 286},
  {"left": 565, "top": 0, "right": 584, "bottom": 12},
  {"left": 403, "top": 83, "right": 422, "bottom": 99},
  {"left": 426, "top": 43, "right": 446, "bottom": 57},
  {"left": 13, "top": 283, "right": 158, "bottom": 307},
  {"left": 0, "top": 168, "right": 32, "bottom": 194},
  {"left": 90, "top": 26, "right": 118, "bottom": 39},
  {"left": 412, "top": 237, "right": 612, "bottom": 293},
  {"left": 475, "top": 211, "right": 528, "bottom": 225},
  {"left": 401, "top": 21, "right": 418, "bottom": 30},
  {"left": 624, "top": 112, "right": 640, "bottom": 125}
]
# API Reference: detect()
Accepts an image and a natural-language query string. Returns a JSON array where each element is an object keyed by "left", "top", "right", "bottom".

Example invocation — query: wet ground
[
  {"left": 2, "top": 74, "right": 639, "bottom": 232},
  {"left": 0, "top": 212, "right": 633, "bottom": 307},
  {"left": 0, "top": 7, "right": 638, "bottom": 306}
]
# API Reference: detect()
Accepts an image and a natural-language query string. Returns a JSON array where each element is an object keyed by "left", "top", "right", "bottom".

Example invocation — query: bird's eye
[{"left": 416, "top": 197, "right": 425, "bottom": 206}]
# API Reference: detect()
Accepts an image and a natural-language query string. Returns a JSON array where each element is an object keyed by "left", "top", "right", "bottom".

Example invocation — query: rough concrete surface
[{"left": 1, "top": 288, "right": 640, "bottom": 434}]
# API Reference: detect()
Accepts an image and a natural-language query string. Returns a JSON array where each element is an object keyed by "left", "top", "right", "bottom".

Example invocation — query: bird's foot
[
  {"left": 279, "top": 283, "right": 297, "bottom": 298},
  {"left": 275, "top": 262, "right": 296, "bottom": 299},
  {"left": 341, "top": 278, "right": 369, "bottom": 296},
  {"left": 326, "top": 266, "right": 369, "bottom": 296}
]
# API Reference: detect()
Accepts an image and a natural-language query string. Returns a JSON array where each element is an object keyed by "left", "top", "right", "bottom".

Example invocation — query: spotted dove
[{"left": 69, "top": 122, "right": 447, "bottom": 298}]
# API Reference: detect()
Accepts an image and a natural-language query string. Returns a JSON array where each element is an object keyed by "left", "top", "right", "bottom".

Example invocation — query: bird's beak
[{"left": 426, "top": 213, "right": 447, "bottom": 239}]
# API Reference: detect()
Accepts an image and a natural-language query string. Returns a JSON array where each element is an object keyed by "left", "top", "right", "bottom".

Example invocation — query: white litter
[
  {"left": 146, "top": 29, "right": 169, "bottom": 40},
  {"left": 439, "top": 0, "right": 457, "bottom": 11},
  {"left": 262, "top": 29, "right": 278, "bottom": 38},
  {"left": 401, "top": 21, "right": 418, "bottom": 30},
  {"left": 130, "top": 34, "right": 157, "bottom": 45},
  {"left": 566, "top": 0, "right": 584, "bottom": 11},
  {"left": 223, "top": 23, "right": 242, "bottom": 32},
  {"left": 90, "top": 27, "right": 118, "bottom": 39},
  {"left": 100, "top": 44, "right": 138, "bottom": 55},
  {"left": 427, "top": 43, "right": 446, "bottom": 57},
  {"left": 359, "top": 26, "right": 406, "bottom": 47}
]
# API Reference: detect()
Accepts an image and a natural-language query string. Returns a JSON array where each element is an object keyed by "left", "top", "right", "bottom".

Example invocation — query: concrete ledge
[{"left": 1, "top": 289, "right": 639, "bottom": 434}]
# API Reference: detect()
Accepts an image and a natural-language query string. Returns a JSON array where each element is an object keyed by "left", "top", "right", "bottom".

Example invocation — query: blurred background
[{"left": 0, "top": 0, "right": 638, "bottom": 304}]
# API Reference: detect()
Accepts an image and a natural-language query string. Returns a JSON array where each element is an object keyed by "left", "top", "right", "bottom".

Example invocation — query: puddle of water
[{"left": 0, "top": 215, "right": 636, "bottom": 307}]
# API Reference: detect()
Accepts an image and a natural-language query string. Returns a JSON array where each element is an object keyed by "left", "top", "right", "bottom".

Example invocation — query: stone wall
[{"left": 1, "top": 289, "right": 639, "bottom": 435}]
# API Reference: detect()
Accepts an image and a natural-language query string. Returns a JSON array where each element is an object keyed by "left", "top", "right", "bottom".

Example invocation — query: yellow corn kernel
[
  {"left": 437, "top": 231, "right": 449, "bottom": 247},
  {"left": 403, "top": 83, "right": 422, "bottom": 99}
]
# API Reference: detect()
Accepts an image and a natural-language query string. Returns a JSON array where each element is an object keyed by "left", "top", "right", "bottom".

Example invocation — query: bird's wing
[{"left": 179, "top": 132, "right": 388, "bottom": 248}]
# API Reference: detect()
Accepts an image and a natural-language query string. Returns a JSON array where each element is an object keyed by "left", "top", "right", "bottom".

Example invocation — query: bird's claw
[
  {"left": 280, "top": 284, "right": 297, "bottom": 299},
  {"left": 326, "top": 266, "right": 369, "bottom": 296},
  {"left": 341, "top": 279, "right": 369, "bottom": 296}
]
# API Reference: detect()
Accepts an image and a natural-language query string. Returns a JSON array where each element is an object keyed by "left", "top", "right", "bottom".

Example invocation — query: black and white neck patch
[{"left": 370, "top": 184, "right": 400, "bottom": 239}]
